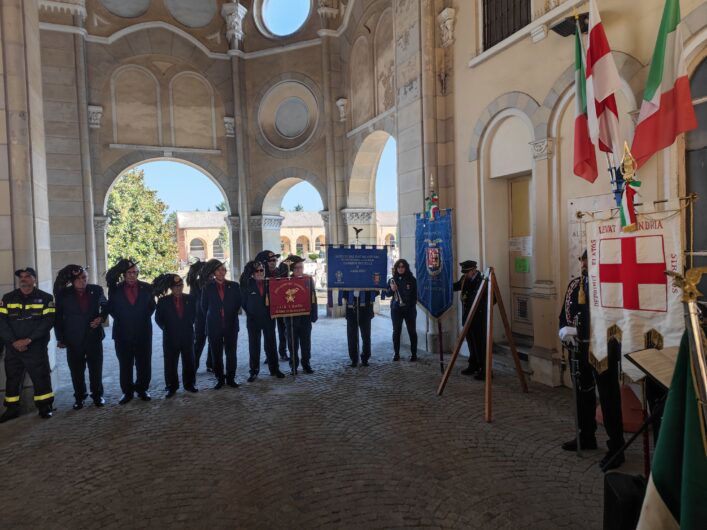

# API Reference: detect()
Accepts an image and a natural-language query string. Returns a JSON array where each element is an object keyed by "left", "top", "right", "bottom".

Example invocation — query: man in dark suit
[
  {"left": 106, "top": 259, "right": 156, "bottom": 405},
  {"left": 154, "top": 274, "right": 198, "bottom": 397},
  {"left": 240, "top": 261, "right": 285, "bottom": 382},
  {"left": 200, "top": 259, "right": 242, "bottom": 389},
  {"left": 284, "top": 255, "right": 318, "bottom": 374},
  {"left": 54, "top": 265, "right": 108, "bottom": 409},
  {"left": 255, "top": 250, "right": 290, "bottom": 361},
  {"left": 341, "top": 290, "right": 377, "bottom": 367},
  {"left": 453, "top": 260, "right": 487, "bottom": 380}
]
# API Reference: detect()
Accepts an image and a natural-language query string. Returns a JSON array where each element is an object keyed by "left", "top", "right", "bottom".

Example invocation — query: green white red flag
[
  {"left": 631, "top": 0, "right": 697, "bottom": 168},
  {"left": 619, "top": 179, "right": 641, "bottom": 232},
  {"left": 574, "top": 23, "right": 598, "bottom": 183},
  {"left": 586, "top": 0, "right": 622, "bottom": 165},
  {"left": 636, "top": 332, "right": 707, "bottom": 529}
]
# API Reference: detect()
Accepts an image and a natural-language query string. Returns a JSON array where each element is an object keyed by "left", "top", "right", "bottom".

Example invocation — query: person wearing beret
[
  {"left": 0, "top": 267, "right": 56, "bottom": 422},
  {"left": 283, "top": 255, "right": 318, "bottom": 374},
  {"left": 453, "top": 260, "right": 487, "bottom": 380},
  {"left": 153, "top": 274, "right": 199, "bottom": 397},
  {"left": 54, "top": 265, "right": 108, "bottom": 410}
]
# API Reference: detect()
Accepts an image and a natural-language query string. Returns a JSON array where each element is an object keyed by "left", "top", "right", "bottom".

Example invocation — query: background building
[{"left": 176, "top": 211, "right": 229, "bottom": 267}]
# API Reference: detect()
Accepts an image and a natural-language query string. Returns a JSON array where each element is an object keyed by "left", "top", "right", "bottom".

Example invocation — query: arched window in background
[
  {"left": 296, "top": 236, "right": 310, "bottom": 255},
  {"left": 189, "top": 238, "right": 206, "bottom": 260},
  {"left": 385, "top": 233, "right": 396, "bottom": 249},
  {"left": 281, "top": 237, "right": 291, "bottom": 254},
  {"left": 213, "top": 238, "right": 225, "bottom": 260}
]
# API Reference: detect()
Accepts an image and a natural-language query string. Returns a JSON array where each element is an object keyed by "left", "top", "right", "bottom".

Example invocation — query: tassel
[{"left": 578, "top": 281, "right": 586, "bottom": 305}]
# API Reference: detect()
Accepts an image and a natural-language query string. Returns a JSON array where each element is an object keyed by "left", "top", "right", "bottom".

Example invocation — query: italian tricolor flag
[
  {"left": 619, "top": 179, "right": 641, "bottom": 232},
  {"left": 637, "top": 332, "right": 707, "bottom": 529},
  {"left": 573, "top": 23, "right": 598, "bottom": 183},
  {"left": 631, "top": 0, "right": 697, "bottom": 168}
]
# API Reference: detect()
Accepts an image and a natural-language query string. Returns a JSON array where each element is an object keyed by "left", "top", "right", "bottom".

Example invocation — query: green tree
[
  {"left": 215, "top": 201, "right": 227, "bottom": 211},
  {"left": 166, "top": 211, "right": 177, "bottom": 244},
  {"left": 106, "top": 169, "right": 178, "bottom": 280},
  {"left": 293, "top": 203, "right": 304, "bottom": 211}
]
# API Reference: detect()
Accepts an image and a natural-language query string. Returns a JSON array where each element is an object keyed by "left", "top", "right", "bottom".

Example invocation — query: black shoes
[
  {"left": 119, "top": 394, "right": 133, "bottom": 405},
  {"left": 461, "top": 366, "right": 477, "bottom": 376},
  {"left": 393, "top": 354, "right": 400, "bottom": 361},
  {"left": 247, "top": 374, "right": 257, "bottom": 383},
  {"left": 93, "top": 397, "right": 106, "bottom": 407},
  {"left": 38, "top": 407, "right": 53, "bottom": 419},
  {"left": 600, "top": 450, "right": 625, "bottom": 471},
  {"left": 206, "top": 367, "right": 214, "bottom": 373},
  {"left": 166, "top": 390, "right": 176, "bottom": 399},
  {"left": 214, "top": 379, "right": 225, "bottom": 390},
  {"left": 280, "top": 355, "right": 290, "bottom": 362},
  {"left": 350, "top": 361, "right": 358, "bottom": 367},
  {"left": 184, "top": 386, "right": 198, "bottom": 393},
  {"left": 0, "top": 408, "right": 20, "bottom": 423},
  {"left": 409, "top": 355, "right": 418, "bottom": 362},
  {"left": 561, "top": 437, "right": 598, "bottom": 451},
  {"left": 138, "top": 392, "right": 151, "bottom": 402},
  {"left": 226, "top": 379, "right": 239, "bottom": 388},
  {"left": 273, "top": 371, "right": 286, "bottom": 379},
  {"left": 474, "top": 372, "right": 486, "bottom": 381},
  {"left": 303, "top": 366, "right": 314, "bottom": 374},
  {"left": 73, "top": 400, "right": 84, "bottom": 410},
  {"left": 361, "top": 360, "right": 369, "bottom": 367}
]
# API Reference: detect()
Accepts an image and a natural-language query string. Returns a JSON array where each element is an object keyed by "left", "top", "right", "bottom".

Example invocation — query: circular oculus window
[{"left": 261, "top": 0, "right": 311, "bottom": 37}]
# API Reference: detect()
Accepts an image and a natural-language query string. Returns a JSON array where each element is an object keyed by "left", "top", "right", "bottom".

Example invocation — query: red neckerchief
[
  {"left": 124, "top": 282, "right": 138, "bottom": 305},
  {"left": 255, "top": 279, "right": 264, "bottom": 296},
  {"left": 216, "top": 281, "right": 225, "bottom": 301},
  {"left": 75, "top": 289, "right": 90, "bottom": 313},
  {"left": 173, "top": 295, "right": 184, "bottom": 318}
]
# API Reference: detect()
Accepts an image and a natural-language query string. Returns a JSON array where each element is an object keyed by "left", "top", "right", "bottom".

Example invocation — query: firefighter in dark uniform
[
  {"left": 341, "top": 289, "right": 378, "bottom": 367},
  {"left": 256, "top": 250, "right": 290, "bottom": 362},
  {"left": 386, "top": 258, "right": 418, "bottom": 362},
  {"left": 283, "top": 255, "right": 318, "bottom": 374},
  {"left": 201, "top": 259, "right": 242, "bottom": 389},
  {"left": 154, "top": 274, "right": 199, "bottom": 397},
  {"left": 0, "top": 268, "right": 56, "bottom": 422},
  {"left": 559, "top": 250, "right": 626, "bottom": 470},
  {"left": 240, "top": 261, "right": 285, "bottom": 382},
  {"left": 54, "top": 265, "right": 108, "bottom": 409},
  {"left": 453, "top": 260, "right": 487, "bottom": 380},
  {"left": 106, "top": 258, "right": 156, "bottom": 405},
  {"left": 187, "top": 260, "right": 212, "bottom": 373}
]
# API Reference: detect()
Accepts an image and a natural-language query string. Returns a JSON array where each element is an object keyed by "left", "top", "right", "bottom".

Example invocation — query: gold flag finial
[{"left": 620, "top": 141, "right": 637, "bottom": 182}]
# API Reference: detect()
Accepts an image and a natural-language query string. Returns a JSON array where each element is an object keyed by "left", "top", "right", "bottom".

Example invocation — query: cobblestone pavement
[{"left": 0, "top": 313, "right": 640, "bottom": 529}]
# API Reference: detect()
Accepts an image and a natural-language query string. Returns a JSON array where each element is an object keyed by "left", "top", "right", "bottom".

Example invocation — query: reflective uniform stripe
[
  {"left": 42, "top": 308, "right": 55, "bottom": 315},
  {"left": 6, "top": 303, "right": 23, "bottom": 309},
  {"left": 25, "top": 304, "right": 45, "bottom": 309},
  {"left": 33, "top": 392, "right": 54, "bottom": 401},
  {"left": 4, "top": 395, "right": 20, "bottom": 403},
  {"left": 0, "top": 307, "right": 7, "bottom": 314}
]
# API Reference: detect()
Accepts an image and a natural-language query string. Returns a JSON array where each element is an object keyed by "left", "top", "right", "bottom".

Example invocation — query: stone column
[
  {"left": 340, "top": 208, "right": 375, "bottom": 245},
  {"left": 529, "top": 137, "right": 560, "bottom": 385},
  {"left": 93, "top": 215, "right": 110, "bottom": 287},
  {"left": 319, "top": 210, "right": 331, "bottom": 247},
  {"left": 261, "top": 215, "right": 285, "bottom": 255},
  {"left": 225, "top": 215, "right": 241, "bottom": 278},
  {"left": 0, "top": 0, "right": 55, "bottom": 410}
]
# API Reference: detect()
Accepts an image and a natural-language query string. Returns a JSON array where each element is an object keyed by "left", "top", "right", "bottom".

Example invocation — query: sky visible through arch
[{"left": 136, "top": 137, "right": 398, "bottom": 213}]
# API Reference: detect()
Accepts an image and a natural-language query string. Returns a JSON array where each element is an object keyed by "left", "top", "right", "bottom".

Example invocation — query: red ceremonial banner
[{"left": 268, "top": 277, "right": 312, "bottom": 319}]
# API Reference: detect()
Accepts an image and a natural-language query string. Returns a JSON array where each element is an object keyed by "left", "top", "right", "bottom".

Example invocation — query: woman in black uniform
[{"left": 386, "top": 259, "right": 418, "bottom": 362}]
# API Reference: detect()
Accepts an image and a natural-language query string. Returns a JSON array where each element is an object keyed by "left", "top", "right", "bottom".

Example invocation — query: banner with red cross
[{"left": 585, "top": 210, "right": 683, "bottom": 372}]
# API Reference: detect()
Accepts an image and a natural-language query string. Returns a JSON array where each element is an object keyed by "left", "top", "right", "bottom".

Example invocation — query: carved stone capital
[
  {"left": 93, "top": 215, "right": 110, "bottom": 233},
  {"left": 226, "top": 215, "right": 240, "bottom": 231},
  {"left": 530, "top": 137, "right": 554, "bottom": 160},
  {"left": 88, "top": 105, "right": 103, "bottom": 129},
  {"left": 318, "top": 210, "right": 330, "bottom": 225},
  {"left": 223, "top": 117, "right": 235, "bottom": 138},
  {"left": 335, "top": 98, "right": 348, "bottom": 122},
  {"left": 221, "top": 1, "right": 248, "bottom": 47},
  {"left": 39, "top": 0, "right": 86, "bottom": 19},
  {"left": 341, "top": 208, "right": 374, "bottom": 225},
  {"left": 438, "top": 8, "right": 456, "bottom": 48},
  {"left": 317, "top": 0, "right": 342, "bottom": 26},
  {"left": 250, "top": 215, "right": 284, "bottom": 230}
]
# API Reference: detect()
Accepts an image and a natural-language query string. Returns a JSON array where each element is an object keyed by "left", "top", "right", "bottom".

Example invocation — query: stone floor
[{"left": 0, "top": 313, "right": 640, "bottom": 529}]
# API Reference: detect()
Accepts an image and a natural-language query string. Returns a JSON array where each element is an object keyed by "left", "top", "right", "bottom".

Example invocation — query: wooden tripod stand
[{"left": 437, "top": 267, "right": 528, "bottom": 422}]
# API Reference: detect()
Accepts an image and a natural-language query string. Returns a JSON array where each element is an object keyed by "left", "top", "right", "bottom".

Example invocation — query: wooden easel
[{"left": 437, "top": 267, "right": 528, "bottom": 422}]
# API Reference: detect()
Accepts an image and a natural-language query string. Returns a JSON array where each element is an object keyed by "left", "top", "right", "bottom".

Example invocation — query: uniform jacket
[
  {"left": 241, "top": 278, "right": 271, "bottom": 324},
  {"left": 155, "top": 293, "right": 197, "bottom": 347},
  {"left": 559, "top": 273, "right": 590, "bottom": 341},
  {"left": 284, "top": 276, "right": 318, "bottom": 324},
  {"left": 201, "top": 280, "right": 241, "bottom": 337},
  {"left": 108, "top": 281, "right": 155, "bottom": 343},
  {"left": 340, "top": 290, "right": 377, "bottom": 319},
  {"left": 453, "top": 272, "right": 486, "bottom": 320},
  {"left": 385, "top": 274, "right": 418, "bottom": 310},
  {"left": 0, "top": 288, "right": 55, "bottom": 347},
  {"left": 54, "top": 285, "right": 108, "bottom": 348}
]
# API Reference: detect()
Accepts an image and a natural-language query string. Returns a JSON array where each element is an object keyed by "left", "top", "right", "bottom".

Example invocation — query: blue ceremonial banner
[
  {"left": 327, "top": 245, "right": 388, "bottom": 290},
  {"left": 416, "top": 209, "right": 453, "bottom": 318}
]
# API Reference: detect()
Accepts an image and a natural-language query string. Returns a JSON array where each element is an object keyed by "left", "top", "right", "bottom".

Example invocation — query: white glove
[{"left": 559, "top": 326, "right": 577, "bottom": 342}]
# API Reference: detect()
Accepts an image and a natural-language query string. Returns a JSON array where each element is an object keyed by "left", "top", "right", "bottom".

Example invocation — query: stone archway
[{"left": 96, "top": 153, "right": 238, "bottom": 281}]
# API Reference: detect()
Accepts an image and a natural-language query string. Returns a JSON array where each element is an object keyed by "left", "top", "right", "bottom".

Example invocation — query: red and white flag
[{"left": 585, "top": 0, "right": 622, "bottom": 165}]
